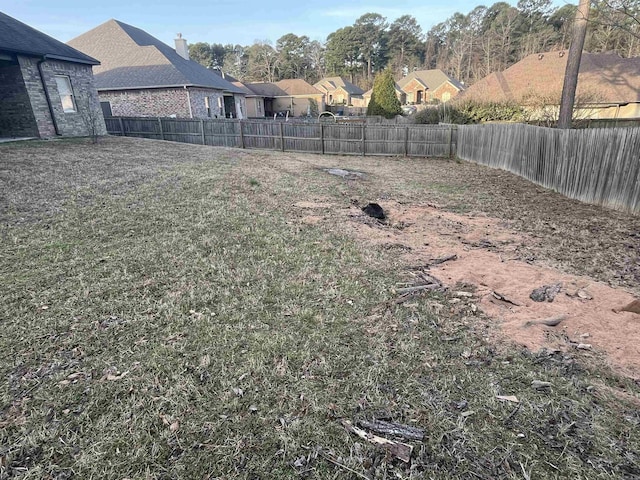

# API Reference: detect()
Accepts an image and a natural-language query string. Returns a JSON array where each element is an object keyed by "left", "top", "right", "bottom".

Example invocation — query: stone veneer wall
[
  {"left": 188, "top": 88, "right": 224, "bottom": 119},
  {"left": 0, "top": 62, "right": 39, "bottom": 137},
  {"left": 18, "top": 55, "right": 106, "bottom": 137},
  {"left": 101, "top": 88, "right": 191, "bottom": 118}
]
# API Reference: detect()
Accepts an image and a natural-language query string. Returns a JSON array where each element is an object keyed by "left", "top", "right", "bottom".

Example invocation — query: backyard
[{"left": 1, "top": 137, "right": 639, "bottom": 479}]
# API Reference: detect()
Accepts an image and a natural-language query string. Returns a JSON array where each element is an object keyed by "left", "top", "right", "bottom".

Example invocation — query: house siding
[
  {"left": 18, "top": 56, "right": 106, "bottom": 137},
  {"left": 100, "top": 88, "right": 190, "bottom": 118},
  {"left": 188, "top": 88, "right": 224, "bottom": 118},
  {"left": 431, "top": 82, "right": 461, "bottom": 103},
  {"left": 272, "top": 95, "right": 324, "bottom": 117},
  {"left": 100, "top": 87, "right": 245, "bottom": 120},
  {"left": 0, "top": 62, "right": 38, "bottom": 137}
]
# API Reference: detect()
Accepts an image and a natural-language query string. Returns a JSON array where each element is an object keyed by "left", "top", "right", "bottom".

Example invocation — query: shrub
[
  {"left": 413, "top": 100, "right": 525, "bottom": 125},
  {"left": 367, "top": 69, "right": 402, "bottom": 119}
]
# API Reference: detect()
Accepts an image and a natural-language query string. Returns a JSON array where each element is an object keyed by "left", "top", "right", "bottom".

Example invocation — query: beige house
[
  {"left": 397, "top": 69, "right": 464, "bottom": 105},
  {"left": 213, "top": 70, "right": 266, "bottom": 118},
  {"left": 314, "top": 76, "right": 365, "bottom": 107},
  {"left": 460, "top": 51, "right": 640, "bottom": 120},
  {"left": 247, "top": 79, "right": 325, "bottom": 117}
]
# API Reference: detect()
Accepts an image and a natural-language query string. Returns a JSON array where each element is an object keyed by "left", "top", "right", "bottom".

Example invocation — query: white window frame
[{"left": 54, "top": 75, "right": 76, "bottom": 113}]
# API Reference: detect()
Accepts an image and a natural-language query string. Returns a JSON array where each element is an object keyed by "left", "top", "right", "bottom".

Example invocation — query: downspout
[
  {"left": 184, "top": 86, "right": 193, "bottom": 118},
  {"left": 37, "top": 56, "right": 61, "bottom": 136}
]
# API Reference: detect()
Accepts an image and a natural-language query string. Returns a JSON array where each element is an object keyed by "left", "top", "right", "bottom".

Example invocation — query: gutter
[{"left": 37, "top": 56, "right": 61, "bottom": 136}]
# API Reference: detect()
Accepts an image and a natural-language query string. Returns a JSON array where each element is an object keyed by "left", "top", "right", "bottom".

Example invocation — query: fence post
[
  {"left": 404, "top": 126, "right": 409, "bottom": 157},
  {"left": 118, "top": 117, "right": 125, "bottom": 136},
  {"left": 447, "top": 124, "right": 454, "bottom": 158},
  {"left": 320, "top": 123, "right": 325, "bottom": 155},
  {"left": 361, "top": 123, "right": 366, "bottom": 156},
  {"left": 157, "top": 118, "right": 164, "bottom": 140},
  {"left": 239, "top": 120, "right": 245, "bottom": 149},
  {"left": 279, "top": 121, "right": 285, "bottom": 152},
  {"left": 200, "top": 119, "right": 205, "bottom": 145}
]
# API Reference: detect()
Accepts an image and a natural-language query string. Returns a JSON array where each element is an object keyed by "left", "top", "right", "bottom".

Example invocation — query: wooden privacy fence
[
  {"left": 104, "top": 117, "right": 458, "bottom": 157},
  {"left": 457, "top": 123, "right": 640, "bottom": 213}
]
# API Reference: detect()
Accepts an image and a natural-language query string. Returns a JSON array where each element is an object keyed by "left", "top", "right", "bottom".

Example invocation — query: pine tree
[{"left": 367, "top": 69, "right": 402, "bottom": 118}]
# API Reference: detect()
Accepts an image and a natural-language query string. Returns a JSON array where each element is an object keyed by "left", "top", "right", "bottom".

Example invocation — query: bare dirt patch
[{"left": 295, "top": 198, "right": 640, "bottom": 377}]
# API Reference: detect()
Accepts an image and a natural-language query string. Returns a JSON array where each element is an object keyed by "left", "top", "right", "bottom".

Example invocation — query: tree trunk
[{"left": 558, "top": 0, "right": 590, "bottom": 129}]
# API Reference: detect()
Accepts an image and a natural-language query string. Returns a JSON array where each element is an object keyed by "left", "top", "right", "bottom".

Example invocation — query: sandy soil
[{"left": 294, "top": 198, "right": 640, "bottom": 378}]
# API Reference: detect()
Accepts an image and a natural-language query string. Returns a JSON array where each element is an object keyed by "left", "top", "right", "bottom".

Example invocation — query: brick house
[
  {"left": 0, "top": 12, "right": 106, "bottom": 139},
  {"left": 247, "top": 79, "right": 325, "bottom": 118},
  {"left": 459, "top": 51, "right": 640, "bottom": 120},
  {"left": 68, "top": 20, "right": 246, "bottom": 119},
  {"left": 397, "top": 69, "right": 464, "bottom": 105},
  {"left": 314, "top": 76, "right": 365, "bottom": 107}
]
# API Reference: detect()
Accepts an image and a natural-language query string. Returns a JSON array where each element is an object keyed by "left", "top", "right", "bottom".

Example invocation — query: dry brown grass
[{"left": 0, "top": 137, "right": 638, "bottom": 479}]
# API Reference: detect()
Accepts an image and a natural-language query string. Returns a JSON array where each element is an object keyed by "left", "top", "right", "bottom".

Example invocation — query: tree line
[{"left": 188, "top": 0, "right": 639, "bottom": 89}]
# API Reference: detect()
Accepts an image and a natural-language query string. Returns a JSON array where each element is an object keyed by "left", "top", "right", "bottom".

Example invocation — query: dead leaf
[
  {"left": 232, "top": 387, "right": 244, "bottom": 397},
  {"left": 199, "top": 354, "right": 211, "bottom": 368},
  {"left": 105, "top": 371, "right": 129, "bottom": 381},
  {"left": 169, "top": 421, "right": 179, "bottom": 432}
]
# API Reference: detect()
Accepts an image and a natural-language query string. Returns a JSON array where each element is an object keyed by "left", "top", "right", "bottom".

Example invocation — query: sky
[{"left": 1, "top": 0, "right": 569, "bottom": 48}]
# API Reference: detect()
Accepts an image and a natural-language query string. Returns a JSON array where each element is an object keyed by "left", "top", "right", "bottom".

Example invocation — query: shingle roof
[
  {"left": 461, "top": 51, "right": 640, "bottom": 104},
  {"left": 314, "top": 76, "right": 364, "bottom": 95},
  {"left": 0, "top": 11, "right": 99, "bottom": 65},
  {"left": 67, "top": 19, "right": 243, "bottom": 93},
  {"left": 397, "top": 69, "right": 464, "bottom": 91},
  {"left": 212, "top": 70, "right": 261, "bottom": 96},
  {"left": 363, "top": 82, "right": 402, "bottom": 97},
  {"left": 247, "top": 79, "right": 322, "bottom": 97}
]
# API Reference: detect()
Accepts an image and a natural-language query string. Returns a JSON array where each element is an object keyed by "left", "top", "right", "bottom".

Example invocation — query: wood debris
[
  {"left": 341, "top": 419, "right": 413, "bottom": 463},
  {"left": 357, "top": 419, "right": 425, "bottom": 441},
  {"left": 496, "top": 395, "right": 519, "bottom": 403},
  {"left": 491, "top": 291, "right": 522, "bottom": 307}
]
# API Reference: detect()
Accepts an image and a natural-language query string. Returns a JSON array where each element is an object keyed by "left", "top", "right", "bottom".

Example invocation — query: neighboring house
[
  {"left": 397, "top": 69, "right": 464, "bottom": 104},
  {"left": 68, "top": 20, "right": 246, "bottom": 119},
  {"left": 362, "top": 70, "right": 463, "bottom": 109},
  {"left": 363, "top": 82, "right": 403, "bottom": 107},
  {"left": 247, "top": 79, "right": 325, "bottom": 117},
  {"left": 0, "top": 12, "right": 106, "bottom": 139},
  {"left": 213, "top": 70, "right": 266, "bottom": 118},
  {"left": 314, "top": 76, "right": 365, "bottom": 107},
  {"left": 460, "top": 51, "right": 640, "bottom": 120}
]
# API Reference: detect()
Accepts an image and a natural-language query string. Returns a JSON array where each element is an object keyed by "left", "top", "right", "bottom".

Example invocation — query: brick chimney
[{"left": 175, "top": 33, "right": 189, "bottom": 60}]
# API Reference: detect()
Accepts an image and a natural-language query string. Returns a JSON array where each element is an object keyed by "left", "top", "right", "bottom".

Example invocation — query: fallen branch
[
  {"left": 491, "top": 291, "right": 522, "bottom": 307},
  {"left": 523, "top": 314, "right": 568, "bottom": 328},
  {"left": 394, "top": 284, "right": 441, "bottom": 295},
  {"left": 357, "top": 419, "right": 425, "bottom": 441},
  {"left": 341, "top": 419, "right": 413, "bottom": 463},
  {"left": 408, "top": 254, "right": 457, "bottom": 270}
]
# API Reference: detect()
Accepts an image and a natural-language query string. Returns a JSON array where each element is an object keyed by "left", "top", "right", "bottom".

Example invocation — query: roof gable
[
  {"left": 68, "top": 19, "right": 243, "bottom": 93},
  {"left": 313, "top": 76, "right": 364, "bottom": 95},
  {"left": 249, "top": 79, "right": 322, "bottom": 97},
  {"left": 0, "top": 12, "right": 99, "bottom": 65},
  {"left": 398, "top": 69, "right": 464, "bottom": 91}
]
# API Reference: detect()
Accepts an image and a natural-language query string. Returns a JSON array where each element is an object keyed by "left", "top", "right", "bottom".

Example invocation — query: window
[
  {"left": 205, "top": 96, "right": 212, "bottom": 117},
  {"left": 100, "top": 101, "right": 113, "bottom": 117},
  {"left": 256, "top": 99, "right": 262, "bottom": 114},
  {"left": 54, "top": 75, "right": 76, "bottom": 112}
]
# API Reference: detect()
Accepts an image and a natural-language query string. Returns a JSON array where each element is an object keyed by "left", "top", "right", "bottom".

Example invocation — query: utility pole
[{"left": 558, "top": 0, "right": 591, "bottom": 129}]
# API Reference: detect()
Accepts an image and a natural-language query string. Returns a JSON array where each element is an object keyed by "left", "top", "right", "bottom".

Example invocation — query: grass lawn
[{"left": 1, "top": 137, "right": 638, "bottom": 479}]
